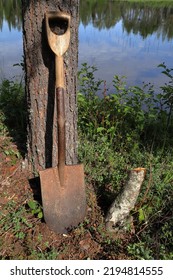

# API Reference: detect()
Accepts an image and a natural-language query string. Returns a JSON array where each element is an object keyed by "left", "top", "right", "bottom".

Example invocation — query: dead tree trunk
[
  {"left": 105, "top": 168, "right": 146, "bottom": 232},
  {"left": 21, "top": 0, "right": 79, "bottom": 174}
]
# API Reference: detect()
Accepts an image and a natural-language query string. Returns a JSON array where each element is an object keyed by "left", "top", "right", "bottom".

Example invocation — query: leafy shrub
[
  {"left": 78, "top": 63, "right": 173, "bottom": 152},
  {"left": 78, "top": 62, "right": 173, "bottom": 259},
  {"left": 0, "top": 79, "right": 26, "bottom": 142}
]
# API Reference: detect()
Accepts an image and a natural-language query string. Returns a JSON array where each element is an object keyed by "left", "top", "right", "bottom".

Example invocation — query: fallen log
[{"left": 105, "top": 167, "right": 146, "bottom": 232}]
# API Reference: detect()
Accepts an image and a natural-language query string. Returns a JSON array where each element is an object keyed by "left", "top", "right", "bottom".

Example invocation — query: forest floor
[{"left": 0, "top": 135, "right": 132, "bottom": 260}]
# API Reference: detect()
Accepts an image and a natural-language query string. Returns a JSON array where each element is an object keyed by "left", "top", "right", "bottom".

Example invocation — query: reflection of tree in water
[
  {"left": 80, "top": 0, "right": 173, "bottom": 41},
  {"left": 0, "top": 0, "right": 173, "bottom": 41},
  {"left": 80, "top": 0, "right": 122, "bottom": 29},
  {"left": 122, "top": 5, "right": 173, "bottom": 41},
  {"left": 0, "top": 0, "right": 22, "bottom": 31}
]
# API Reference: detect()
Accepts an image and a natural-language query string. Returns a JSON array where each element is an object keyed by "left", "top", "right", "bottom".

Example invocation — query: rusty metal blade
[{"left": 39, "top": 164, "right": 86, "bottom": 234}]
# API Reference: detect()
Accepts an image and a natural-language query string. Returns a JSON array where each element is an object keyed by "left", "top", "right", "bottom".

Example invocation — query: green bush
[
  {"left": 78, "top": 62, "right": 173, "bottom": 259},
  {"left": 0, "top": 79, "right": 26, "bottom": 141},
  {"left": 78, "top": 63, "right": 173, "bottom": 152}
]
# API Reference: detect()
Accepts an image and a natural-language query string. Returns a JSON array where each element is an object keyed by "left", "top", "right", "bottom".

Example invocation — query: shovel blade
[{"left": 39, "top": 165, "right": 86, "bottom": 234}]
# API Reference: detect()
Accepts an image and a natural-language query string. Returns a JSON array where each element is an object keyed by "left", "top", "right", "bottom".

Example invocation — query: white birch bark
[{"left": 105, "top": 168, "right": 146, "bottom": 232}]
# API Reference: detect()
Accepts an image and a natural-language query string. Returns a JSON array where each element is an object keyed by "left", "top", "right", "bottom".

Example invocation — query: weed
[
  {"left": 127, "top": 242, "right": 153, "bottom": 260},
  {"left": 27, "top": 200, "right": 43, "bottom": 219},
  {"left": 29, "top": 247, "right": 58, "bottom": 260},
  {"left": 0, "top": 200, "right": 32, "bottom": 240}
]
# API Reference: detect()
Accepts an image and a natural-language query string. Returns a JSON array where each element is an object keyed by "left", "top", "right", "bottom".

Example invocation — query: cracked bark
[{"left": 21, "top": 0, "right": 79, "bottom": 174}]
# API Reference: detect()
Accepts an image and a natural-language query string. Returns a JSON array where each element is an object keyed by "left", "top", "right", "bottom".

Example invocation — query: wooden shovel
[{"left": 39, "top": 11, "right": 86, "bottom": 234}]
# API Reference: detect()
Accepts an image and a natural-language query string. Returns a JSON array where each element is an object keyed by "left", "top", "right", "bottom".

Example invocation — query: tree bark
[
  {"left": 105, "top": 168, "right": 146, "bottom": 232},
  {"left": 21, "top": 0, "right": 79, "bottom": 174}
]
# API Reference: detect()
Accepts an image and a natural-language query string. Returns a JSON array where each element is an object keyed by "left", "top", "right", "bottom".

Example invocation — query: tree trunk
[{"left": 21, "top": 0, "right": 79, "bottom": 174}]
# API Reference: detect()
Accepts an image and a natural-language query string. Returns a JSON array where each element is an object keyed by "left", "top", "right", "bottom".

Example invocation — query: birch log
[{"left": 105, "top": 168, "right": 146, "bottom": 232}]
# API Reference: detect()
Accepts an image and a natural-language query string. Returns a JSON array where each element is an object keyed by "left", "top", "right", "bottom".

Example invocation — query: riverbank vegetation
[
  {"left": 0, "top": 63, "right": 173, "bottom": 259},
  {"left": 77, "top": 63, "right": 173, "bottom": 259}
]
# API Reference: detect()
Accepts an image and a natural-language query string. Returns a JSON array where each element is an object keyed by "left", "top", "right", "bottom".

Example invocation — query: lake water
[
  {"left": 0, "top": 0, "right": 173, "bottom": 92},
  {"left": 0, "top": 19, "right": 23, "bottom": 80},
  {"left": 79, "top": 20, "right": 173, "bottom": 92}
]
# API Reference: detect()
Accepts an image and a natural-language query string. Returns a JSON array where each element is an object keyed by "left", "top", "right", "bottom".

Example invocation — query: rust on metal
[{"left": 39, "top": 164, "right": 86, "bottom": 234}]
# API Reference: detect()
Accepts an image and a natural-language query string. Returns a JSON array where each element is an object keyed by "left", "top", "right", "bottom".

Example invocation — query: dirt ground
[{"left": 0, "top": 135, "right": 131, "bottom": 260}]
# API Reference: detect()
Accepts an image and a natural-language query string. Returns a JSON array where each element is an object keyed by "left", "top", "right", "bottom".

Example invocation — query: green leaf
[
  {"left": 38, "top": 212, "right": 43, "bottom": 219},
  {"left": 4, "top": 150, "right": 10, "bottom": 155},
  {"left": 158, "top": 63, "right": 166, "bottom": 69},
  {"left": 97, "top": 127, "right": 105, "bottom": 133},
  {"left": 28, "top": 200, "right": 37, "bottom": 210},
  {"left": 138, "top": 208, "right": 145, "bottom": 222},
  {"left": 161, "top": 71, "right": 172, "bottom": 79}
]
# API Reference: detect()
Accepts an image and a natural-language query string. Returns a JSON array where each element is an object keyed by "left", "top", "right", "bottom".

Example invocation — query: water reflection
[
  {"left": 122, "top": 5, "right": 173, "bottom": 41},
  {"left": 0, "top": 0, "right": 22, "bottom": 31},
  {"left": 80, "top": 0, "right": 173, "bottom": 41},
  {"left": 79, "top": 0, "right": 173, "bottom": 91},
  {"left": 0, "top": 0, "right": 173, "bottom": 90}
]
